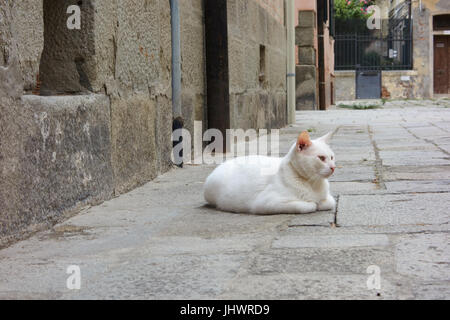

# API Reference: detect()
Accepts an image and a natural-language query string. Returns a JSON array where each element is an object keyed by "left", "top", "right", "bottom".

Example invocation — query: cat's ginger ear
[{"left": 297, "top": 131, "right": 312, "bottom": 151}]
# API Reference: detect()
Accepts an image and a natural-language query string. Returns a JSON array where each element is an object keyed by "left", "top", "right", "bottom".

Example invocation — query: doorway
[
  {"left": 434, "top": 35, "right": 450, "bottom": 94},
  {"left": 204, "top": 0, "right": 229, "bottom": 149}
]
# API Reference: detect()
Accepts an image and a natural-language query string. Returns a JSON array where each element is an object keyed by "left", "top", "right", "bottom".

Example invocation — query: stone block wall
[
  {"left": 0, "top": 0, "right": 172, "bottom": 246},
  {"left": 334, "top": 71, "right": 356, "bottom": 101},
  {"left": 0, "top": 0, "right": 290, "bottom": 246},
  {"left": 295, "top": 10, "right": 317, "bottom": 110},
  {"left": 227, "top": 0, "right": 287, "bottom": 130},
  {"left": 179, "top": 0, "right": 206, "bottom": 140},
  {"left": 335, "top": 70, "right": 421, "bottom": 101}
]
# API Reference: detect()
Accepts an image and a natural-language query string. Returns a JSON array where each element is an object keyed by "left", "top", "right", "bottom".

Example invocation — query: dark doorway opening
[{"left": 205, "top": 0, "right": 230, "bottom": 150}]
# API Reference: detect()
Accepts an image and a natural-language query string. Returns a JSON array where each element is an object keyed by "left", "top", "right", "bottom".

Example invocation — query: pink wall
[{"left": 295, "top": 0, "right": 317, "bottom": 24}]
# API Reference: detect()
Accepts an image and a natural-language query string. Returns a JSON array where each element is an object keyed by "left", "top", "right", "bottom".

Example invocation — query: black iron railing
[
  {"left": 334, "top": 12, "right": 413, "bottom": 71},
  {"left": 335, "top": 33, "right": 412, "bottom": 70}
]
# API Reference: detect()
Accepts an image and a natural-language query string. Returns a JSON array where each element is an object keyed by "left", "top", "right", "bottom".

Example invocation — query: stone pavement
[{"left": 0, "top": 100, "right": 449, "bottom": 299}]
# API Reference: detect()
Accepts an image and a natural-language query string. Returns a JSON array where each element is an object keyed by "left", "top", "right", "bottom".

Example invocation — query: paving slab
[
  {"left": 337, "top": 193, "right": 450, "bottom": 227},
  {"left": 385, "top": 180, "right": 450, "bottom": 193},
  {"left": 288, "top": 211, "right": 335, "bottom": 226},
  {"left": 272, "top": 234, "right": 390, "bottom": 249},
  {"left": 383, "top": 165, "right": 450, "bottom": 181},
  {"left": 221, "top": 273, "right": 408, "bottom": 300},
  {"left": 381, "top": 153, "right": 450, "bottom": 166},
  {"left": 281, "top": 223, "right": 450, "bottom": 236},
  {"left": 438, "top": 144, "right": 450, "bottom": 154},
  {"left": 250, "top": 247, "right": 394, "bottom": 275},
  {"left": 331, "top": 181, "right": 381, "bottom": 195},
  {"left": 394, "top": 233, "right": 450, "bottom": 282},
  {"left": 329, "top": 163, "right": 376, "bottom": 182},
  {"left": 412, "top": 282, "right": 450, "bottom": 300}
]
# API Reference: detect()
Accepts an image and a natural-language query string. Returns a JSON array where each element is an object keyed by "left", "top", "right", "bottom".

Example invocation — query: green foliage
[{"left": 335, "top": 0, "right": 376, "bottom": 20}]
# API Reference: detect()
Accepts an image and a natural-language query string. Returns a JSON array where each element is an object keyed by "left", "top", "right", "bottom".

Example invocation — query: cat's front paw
[
  {"left": 298, "top": 201, "right": 318, "bottom": 214},
  {"left": 317, "top": 196, "right": 336, "bottom": 211}
]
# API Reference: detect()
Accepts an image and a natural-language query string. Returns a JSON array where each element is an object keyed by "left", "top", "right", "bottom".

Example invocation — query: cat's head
[{"left": 290, "top": 131, "right": 336, "bottom": 179}]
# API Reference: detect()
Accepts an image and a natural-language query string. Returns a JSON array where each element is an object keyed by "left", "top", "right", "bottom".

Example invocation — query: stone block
[
  {"left": 298, "top": 10, "right": 316, "bottom": 28},
  {"left": 338, "top": 193, "right": 450, "bottom": 227},
  {"left": 110, "top": 94, "right": 172, "bottom": 194},
  {"left": 395, "top": 233, "right": 450, "bottom": 281},
  {"left": 0, "top": 94, "right": 114, "bottom": 243},
  {"left": 298, "top": 47, "right": 316, "bottom": 65},
  {"left": 295, "top": 65, "right": 316, "bottom": 110},
  {"left": 295, "top": 26, "right": 315, "bottom": 47}
]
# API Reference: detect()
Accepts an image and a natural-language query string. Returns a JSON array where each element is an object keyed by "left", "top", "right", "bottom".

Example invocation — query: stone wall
[
  {"left": 294, "top": 2, "right": 335, "bottom": 110},
  {"left": 295, "top": 10, "right": 317, "bottom": 110},
  {"left": 0, "top": 0, "right": 289, "bottom": 246},
  {"left": 334, "top": 71, "right": 356, "bottom": 101},
  {"left": 227, "top": 0, "right": 287, "bottom": 130},
  {"left": 381, "top": 70, "right": 421, "bottom": 99},
  {"left": 0, "top": 0, "right": 172, "bottom": 246},
  {"left": 180, "top": 0, "right": 206, "bottom": 139},
  {"left": 335, "top": 70, "right": 421, "bottom": 101},
  {"left": 104, "top": 0, "right": 173, "bottom": 194}
]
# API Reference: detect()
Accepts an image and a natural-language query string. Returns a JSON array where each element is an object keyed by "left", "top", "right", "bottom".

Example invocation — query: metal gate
[{"left": 355, "top": 68, "right": 381, "bottom": 99}]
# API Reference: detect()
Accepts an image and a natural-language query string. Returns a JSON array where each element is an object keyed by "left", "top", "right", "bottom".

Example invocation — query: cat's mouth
[{"left": 321, "top": 170, "right": 334, "bottom": 178}]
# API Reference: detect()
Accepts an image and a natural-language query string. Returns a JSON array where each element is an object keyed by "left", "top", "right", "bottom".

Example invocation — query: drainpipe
[
  {"left": 170, "top": 0, "right": 183, "bottom": 166},
  {"left": 286, "top": 0, "right": 296, "bottom": 124}
]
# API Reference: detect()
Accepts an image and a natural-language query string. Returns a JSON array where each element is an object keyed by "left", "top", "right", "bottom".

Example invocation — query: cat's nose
[{"left": 330, "top": 166, "right": 335, "bottom": 173}]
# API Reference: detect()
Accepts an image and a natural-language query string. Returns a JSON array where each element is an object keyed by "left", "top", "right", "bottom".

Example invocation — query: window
[{"left": 433, "top": 15, "right": 450, "bottom": 31}]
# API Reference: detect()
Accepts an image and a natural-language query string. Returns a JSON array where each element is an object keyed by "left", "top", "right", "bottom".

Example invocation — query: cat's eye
[
  {"left": 331, "top": 156, "right": 334, "bottom": 160},
  {"left": 318, "top": 156, "right": 326, "bottom": 162}
]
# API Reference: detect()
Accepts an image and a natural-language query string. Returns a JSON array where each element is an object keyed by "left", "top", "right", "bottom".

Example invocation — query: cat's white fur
[{"left": 204, "top": 131, "right": 336, "bottom": 214}]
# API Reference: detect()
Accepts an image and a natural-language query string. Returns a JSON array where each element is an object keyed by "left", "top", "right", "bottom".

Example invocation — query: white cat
[{"left": 204, "top": 131, "right": 336, "bottom": 214}]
